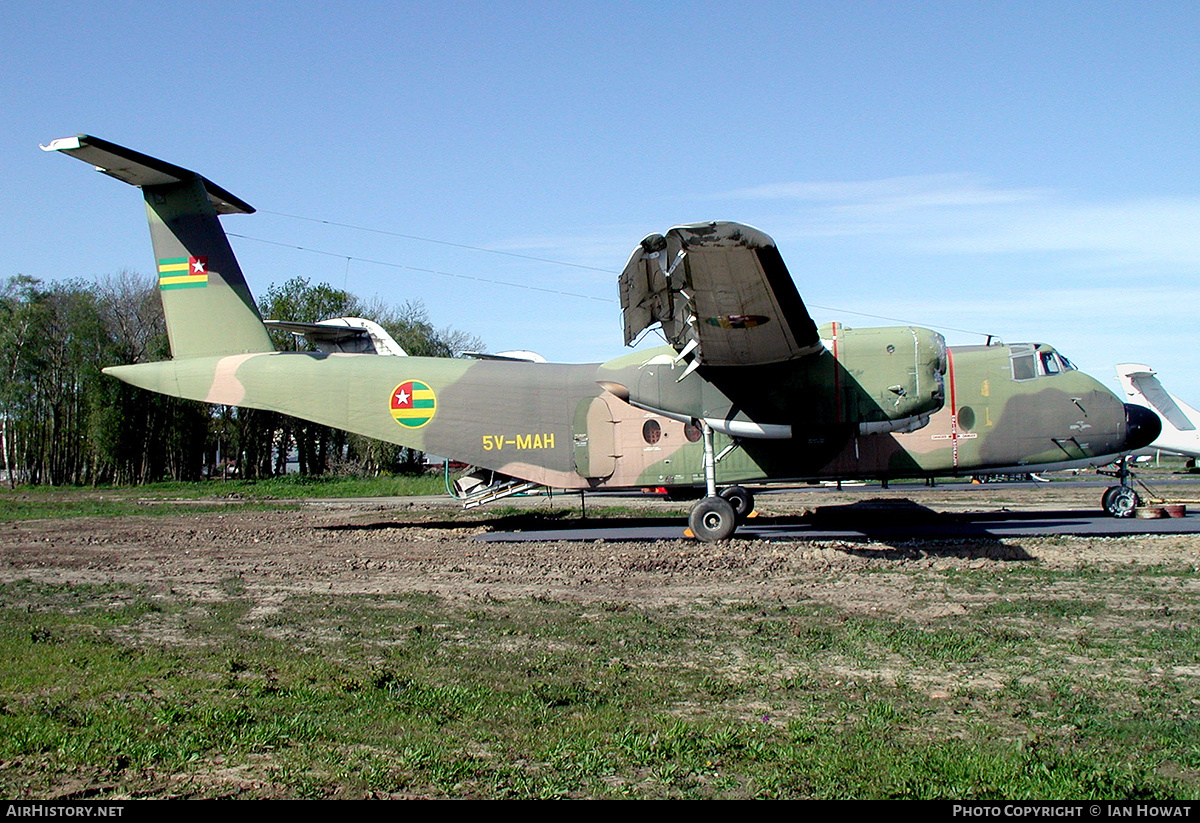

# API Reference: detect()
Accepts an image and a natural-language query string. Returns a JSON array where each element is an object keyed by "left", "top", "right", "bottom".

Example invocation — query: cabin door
[{"left": 572, "top": 395, "right": 618, "bottom": 479}]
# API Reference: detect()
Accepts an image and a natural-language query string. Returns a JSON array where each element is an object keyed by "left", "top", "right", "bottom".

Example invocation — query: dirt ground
[{"left": 4, "top": 481, "right": 1200, "bottom": 615}]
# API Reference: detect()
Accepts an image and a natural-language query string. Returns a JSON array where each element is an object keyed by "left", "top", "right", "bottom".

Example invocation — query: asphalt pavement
[{"left": 476, "top": 479, "right": 1200, "bottom": 543}]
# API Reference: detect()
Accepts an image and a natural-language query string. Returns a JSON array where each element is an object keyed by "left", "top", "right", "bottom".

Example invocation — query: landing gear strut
[{"left": 685, "top": 423, "right": 754, "bottom": 541}]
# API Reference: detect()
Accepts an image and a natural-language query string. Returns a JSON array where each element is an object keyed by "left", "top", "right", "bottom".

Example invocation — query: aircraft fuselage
[{"left": 106, "top": 334, "right": 1142, "bottom": 492}]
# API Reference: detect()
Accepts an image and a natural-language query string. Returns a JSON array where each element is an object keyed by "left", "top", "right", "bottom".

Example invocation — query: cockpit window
[
  {"left": 1010, "top": 344, "right": 1037, "bottom": 381},
  {"left": 1011, "top": 343, "right": 1077, "bottom": 381},
  {"left": 1040, "top": 351, "right": 1061, "bottom": 375},
  {"left": 1012, "top": 355, "right": 1037, "bottom": 380}
]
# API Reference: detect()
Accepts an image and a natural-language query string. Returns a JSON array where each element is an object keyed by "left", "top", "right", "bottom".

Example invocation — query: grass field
[
  {"left": 2, "top": 476, "right": 1199, "bottom": 798},
  {"left": 0, "top": 474, "right": 448, "bottom": 521},
  {"left": 2, "top": 555, "right": 1198, "bottom": 798}
]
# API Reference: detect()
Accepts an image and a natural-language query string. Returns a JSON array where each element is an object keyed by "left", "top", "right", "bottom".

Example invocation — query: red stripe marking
[{"left": 946, "top": 348, "right": 959, "bottom": 469}]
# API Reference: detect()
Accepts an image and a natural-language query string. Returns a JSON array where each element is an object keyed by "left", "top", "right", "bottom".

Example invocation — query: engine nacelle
[
  {"left": 610, "top": 324, "right": 947, "bottom": 439},
  {"left": 820, "top": 323, "right": 947, "bottom": 434}
]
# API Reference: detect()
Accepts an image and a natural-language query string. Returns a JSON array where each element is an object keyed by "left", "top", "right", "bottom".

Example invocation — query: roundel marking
[
  {"left": 704, "top": 314, "right": 771, "bottom": 329},
  {"left": 390, "top": 379, "right": 437, "bottom": 429}
]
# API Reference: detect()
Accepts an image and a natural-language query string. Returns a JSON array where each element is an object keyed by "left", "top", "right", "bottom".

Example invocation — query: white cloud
[
  {"left": 921, "top": 198, "right": 1200, "bottom": 264},
  {"left": 724, "top": 174, "right": 1200, "bottom": 267},
  {"left": 727, "top": 173, "right": 1048, "bottom": 211}
]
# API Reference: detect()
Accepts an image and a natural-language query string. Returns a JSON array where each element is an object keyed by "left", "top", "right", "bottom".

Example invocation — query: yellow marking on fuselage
[{"left": 481, "top": 433, "right": 557, "bottom": 451}]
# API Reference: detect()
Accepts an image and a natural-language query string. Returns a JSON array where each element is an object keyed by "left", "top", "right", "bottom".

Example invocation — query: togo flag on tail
[
  {"left": 158, "top": 256, "right": 208, "bottom": 290},
  {"left": 40, "top": 134, "right": 275, "bottom": 359}
]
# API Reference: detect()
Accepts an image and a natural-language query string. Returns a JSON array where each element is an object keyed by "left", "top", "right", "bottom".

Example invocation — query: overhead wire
[
  {"left": 226, "top": 232, "right": 612, "bottom": 303},
  {"left": 242, "top": 211, "right": 998, "bottom": 341},
  {"left": 260, "top": 210, "right": 616, "bottom": 273}
]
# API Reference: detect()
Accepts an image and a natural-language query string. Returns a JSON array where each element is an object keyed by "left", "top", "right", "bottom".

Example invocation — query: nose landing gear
[
  {"left": 1099, "top": 457, "right": 1145, "bottom": 518},
  {"left": 1102, "top": 484, "right": 1140, "bottom": 518}
]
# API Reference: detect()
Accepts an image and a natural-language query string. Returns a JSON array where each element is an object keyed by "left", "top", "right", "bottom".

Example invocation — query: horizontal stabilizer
[{"left": 41, "top": 134, "right": 254, "bottom": 215}]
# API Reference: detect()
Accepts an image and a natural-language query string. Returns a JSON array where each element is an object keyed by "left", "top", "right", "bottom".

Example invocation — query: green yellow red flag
[
  {"left": 390, "top": 380, "right": 437, "bottom": 428},
  {"left": 158, "top": 256, "right": 208, "bottom": 290}
]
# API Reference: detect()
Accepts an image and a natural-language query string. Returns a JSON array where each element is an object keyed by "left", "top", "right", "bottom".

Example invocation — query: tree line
[{"left": 0, "top": 272, "right": 481, "bottom": 487}]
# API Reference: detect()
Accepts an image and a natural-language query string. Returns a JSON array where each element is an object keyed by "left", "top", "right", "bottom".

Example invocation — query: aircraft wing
[
  {"left": 264, "top": 317, "right": 408, "bottom": 356},
  {"left": 619, "top": 222, "right": 822, "bottom": 369}
]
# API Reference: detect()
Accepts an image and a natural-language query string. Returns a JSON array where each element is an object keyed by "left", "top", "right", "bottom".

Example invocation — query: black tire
[
  {"left": 1101, "top": 485, "right": 1120, "bottom": 513},
  {"left": 719, "top": 485, "right": 755, "bottom": 522},
  {"left": 688, "top": 496, "right": 738, "bottom": 541},
  {"left": 1103, "top": 485, "right": 1139, "bottom": 518}
]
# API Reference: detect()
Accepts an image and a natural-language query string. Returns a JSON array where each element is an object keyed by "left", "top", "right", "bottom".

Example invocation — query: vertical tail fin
[
  {"left": 1115, "top": 363, "right": 1197, "bottom": 433},
  {"left": 42, "top": 135, "right": 274, "bottom": 359}
]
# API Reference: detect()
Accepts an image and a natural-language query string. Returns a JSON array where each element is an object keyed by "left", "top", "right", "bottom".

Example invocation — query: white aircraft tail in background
[{"left": 1116, "top": 364, "right": 1200, "bottom": 461}]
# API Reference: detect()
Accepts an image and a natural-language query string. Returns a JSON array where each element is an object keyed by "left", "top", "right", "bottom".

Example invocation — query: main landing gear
[
  {"left": 687, "top": 485, "right": 756, "bottom": 541},
  {"left": 685, "top": 421, "right": 755, "bottom": 541}
]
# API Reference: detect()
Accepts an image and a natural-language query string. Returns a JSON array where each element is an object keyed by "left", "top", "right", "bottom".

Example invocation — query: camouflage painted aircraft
[{"left": 44, "top": 134, "right": 1161, "bottom": 538}]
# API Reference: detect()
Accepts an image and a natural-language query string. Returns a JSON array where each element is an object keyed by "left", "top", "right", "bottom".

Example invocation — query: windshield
[{"left": 1010, "top": 344, "right": 1077, "bottom": 380}]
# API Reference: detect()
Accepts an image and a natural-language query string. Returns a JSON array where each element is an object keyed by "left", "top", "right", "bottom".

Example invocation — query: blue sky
[{"left": 6, "top": 1, "right": 1200, "bottom": 402}]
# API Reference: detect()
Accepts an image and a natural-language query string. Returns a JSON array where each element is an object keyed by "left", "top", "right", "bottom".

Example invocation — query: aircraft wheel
[
  {"left": 689, "top": 496, "right": 738, "bottom": 542},
  {"left": 719, "top": 486, "right": 755, "bottom": 522},
  {"left": 1101, "top": 485, "right": 1118, "bottom": 512},
  {"left": 1103, "top": 485, "right": 1139, "bottom": 518}
]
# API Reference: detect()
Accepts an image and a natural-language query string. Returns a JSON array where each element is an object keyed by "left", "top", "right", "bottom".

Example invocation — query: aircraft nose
[{"left": 1124, "top": 403, "right": 1162, "bottom": 452}]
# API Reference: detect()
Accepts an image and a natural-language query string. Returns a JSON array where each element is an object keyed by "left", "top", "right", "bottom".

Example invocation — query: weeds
[{"left": 2, "top": 564, "right": 1198, "bottom": 799}]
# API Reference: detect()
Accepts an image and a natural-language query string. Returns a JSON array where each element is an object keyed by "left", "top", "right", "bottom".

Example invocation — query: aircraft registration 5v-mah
[{"left": 43, "top": 134, "right": 1161, "bottom": 539}]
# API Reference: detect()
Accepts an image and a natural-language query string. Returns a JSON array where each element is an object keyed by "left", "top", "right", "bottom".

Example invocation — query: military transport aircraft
[
  {"left": 43, "top": 134, "right": 1161, "bottom": 539},
  {"left": 1116, "top": 364, "right": 1200, "bottom": 461}
]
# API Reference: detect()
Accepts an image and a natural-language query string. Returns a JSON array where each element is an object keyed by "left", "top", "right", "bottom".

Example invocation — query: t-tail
[
  {"left": 41, "top": 135, "right": 274, "bottom": 359},
  {"left": 1116, "top": 363, "right": 1200, "bottom": 459}
]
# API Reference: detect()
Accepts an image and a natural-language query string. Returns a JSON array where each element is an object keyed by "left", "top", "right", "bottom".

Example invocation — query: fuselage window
[{"left": 642, "top": 419, "right": 662, "bottom": 445}]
